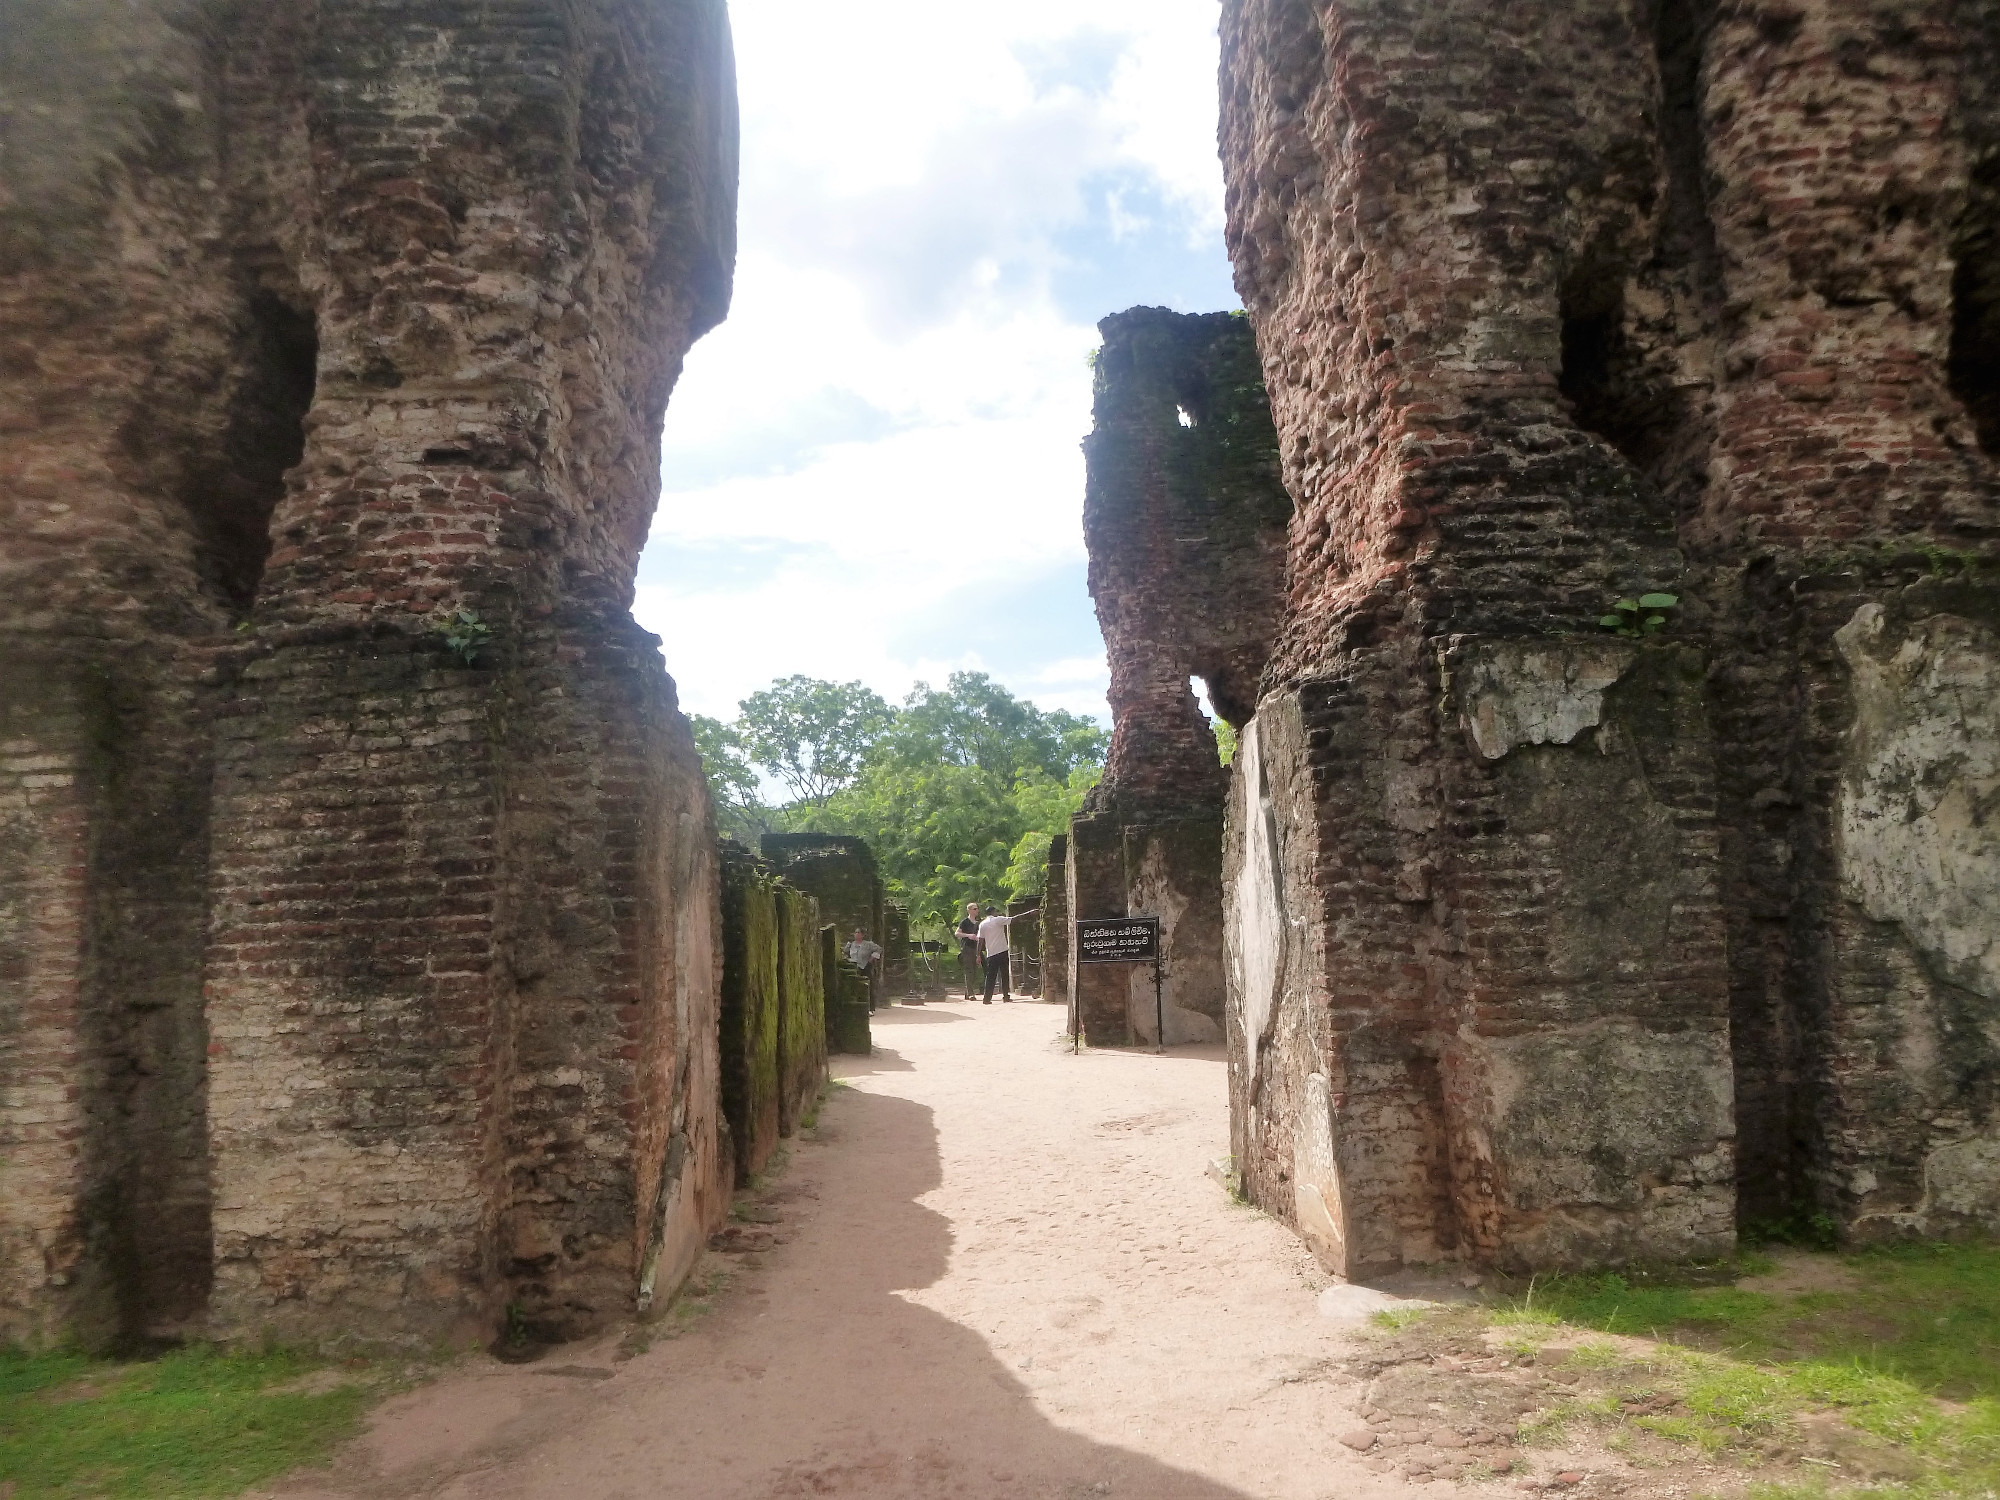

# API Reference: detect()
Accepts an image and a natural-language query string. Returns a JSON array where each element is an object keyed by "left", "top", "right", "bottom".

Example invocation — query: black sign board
[{"left": 1076, "top": 916, "right": 1160, "bottom": 966}]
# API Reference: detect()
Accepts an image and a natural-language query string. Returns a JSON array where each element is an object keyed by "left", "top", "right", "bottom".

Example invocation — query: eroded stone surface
[
  {"left": 1835, "top": 604, "right": 2000, "bottom": 1004},
  {"left": 1067, "top": 308, "right": 1291, "bottom": 1047},
  {"left": 1216, "top": 0, "right": 1997, "bottom": 1269},
  {"left": 0, "top": 0, "right": 739, "bottom": 1348}
]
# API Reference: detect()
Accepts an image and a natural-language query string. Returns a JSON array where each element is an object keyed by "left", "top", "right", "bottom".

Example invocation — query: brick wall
[
  {"left": 1217, "top": 0, "right": 1997, "bottom": 1272},
  {"left": 1071, "top": 309, "right": 1292, "bottom": 1045},
  {"left": 0, "top": 0, "right": 738, "bottom": 1348}
]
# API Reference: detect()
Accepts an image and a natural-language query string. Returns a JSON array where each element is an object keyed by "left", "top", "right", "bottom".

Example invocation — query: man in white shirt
[
  {"left": 975, "top": 905, "right": 1037, "bottom": 1004},
  {"left": 845, "top": 927, "right": 885, "bottom": 1010}
]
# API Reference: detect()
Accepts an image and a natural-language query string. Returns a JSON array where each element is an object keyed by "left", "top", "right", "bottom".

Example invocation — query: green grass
[
  {"left": 1367, "top": 1306, "right": 1434, "bottom": 1332},
  {"left": 0, "top": 1344, "right": 376, "bottom": 1499},
  {"left": 1489, "top": 1243, "right": 2000, "bottom": 1497}
]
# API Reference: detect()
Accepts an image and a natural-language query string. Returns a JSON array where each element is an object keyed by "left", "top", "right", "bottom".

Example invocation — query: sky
[{"left": 633, "top": 0, "right": 1241, "bottom": 727}]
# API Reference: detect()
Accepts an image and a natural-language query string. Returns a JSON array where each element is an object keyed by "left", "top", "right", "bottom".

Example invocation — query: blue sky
[{"left": 634, "top": 0, "right": 1240, "bottom": 725}]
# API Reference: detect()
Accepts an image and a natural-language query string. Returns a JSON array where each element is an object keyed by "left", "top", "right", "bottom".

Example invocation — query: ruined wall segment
[
  {"left": 1072, "top": 309, "right": 1291, "bottom": 1046},
  {"left": 1690, "top": 1, "right": 2000, "bottom": 1241},
  {"left": 1218, "top": 0, "right": 1997, "bottom": 1271},
  {"left": 0, "top": 0, "right": 739, "bottom": 1348}
]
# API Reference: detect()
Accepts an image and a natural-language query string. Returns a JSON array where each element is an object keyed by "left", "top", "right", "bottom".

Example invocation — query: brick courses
[
  {"left": 1068, "top": 309, "right": 1292, "bottom": 1047},
  {"left": 1, "top": 0, "right": 738, "bottom": 1347},
  {"left": 1217, "top": 0, "right": 1998, "bottom": 1272}
]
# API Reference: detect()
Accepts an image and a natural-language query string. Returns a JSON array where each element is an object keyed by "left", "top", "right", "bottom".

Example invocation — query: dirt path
[{"left": 262, "top": 1000, "right": 1424, "bottom": 1500}]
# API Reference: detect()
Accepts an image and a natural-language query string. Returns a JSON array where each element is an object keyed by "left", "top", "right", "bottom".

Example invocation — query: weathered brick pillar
[
  {"left": 0, "top": 1, "right": 254, "bottom": 1347},
  {"left": 1220, "top": 0, "right": 1737, "bottom": 1273},
  {"left": 193, "top": 0, "right": 738, "bottom": 1347},
  {"left": 1042, "top": 835, "right": 1070, "bottom": 1012},
  {"left": 1220, "top": 0, "right": 1999, "bottom": 1271},
  {"left": 1071, "top": 309, "right": 1292, "bottom": 1047},
  {"left": 1693, "top": 0, "right": 2000, "bottom": 1238}
]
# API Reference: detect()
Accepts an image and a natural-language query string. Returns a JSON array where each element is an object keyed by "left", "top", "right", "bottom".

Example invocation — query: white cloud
[{"left": 638, "top": 0, "right": 1233, "bottom": 726}]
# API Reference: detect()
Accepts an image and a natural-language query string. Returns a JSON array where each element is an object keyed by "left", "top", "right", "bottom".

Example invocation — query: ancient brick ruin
[
  {"left": 1214, "top": 0, "right": 1999, "bottom": 1274},
  {"left": 761, "top": 833, "right": 886, "bottom": 1017},
  {"left": 0, "top": 0, "right": 738, "bottom": 1348},
  {"left": 1067, "top": 309, "right": 1293, "bottom": 1046},
  {"left": 716, "top": 848, "right": 827, "bottom": 1185}
]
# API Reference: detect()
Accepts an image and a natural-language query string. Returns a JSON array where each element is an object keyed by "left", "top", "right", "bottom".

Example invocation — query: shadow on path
[{"left": 268, "top": 1081, "right": 1267, "bottom": 1500}]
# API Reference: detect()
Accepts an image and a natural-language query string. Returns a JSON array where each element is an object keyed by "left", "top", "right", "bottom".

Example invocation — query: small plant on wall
[
  {"left": 1599, "top": 592, "right": 1678, "bottom": 638},
  {"left": 437, "top": 607, "right": 494, "bottom": 665}
]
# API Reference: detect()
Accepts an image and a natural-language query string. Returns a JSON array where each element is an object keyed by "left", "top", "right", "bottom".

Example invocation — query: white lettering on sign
[{"left": 1076, "top": 919, "right": 1159, "bottom": 964}]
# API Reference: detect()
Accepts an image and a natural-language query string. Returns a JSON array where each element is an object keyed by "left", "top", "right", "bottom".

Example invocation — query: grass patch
[
  {"left": 1369, "top": 1306, "right": 1435, "bottom": 1332},
  {"left": 0, "top": 1344, "right": 379, "bottom": 1499},
  {"left": 1486, "top": 1242, "right": 2000, "bottom": 1495}
]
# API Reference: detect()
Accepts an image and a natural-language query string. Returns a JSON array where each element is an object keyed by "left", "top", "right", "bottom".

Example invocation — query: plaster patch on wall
[
  {"left": 1482, "top": 1023, "right": 1735, "bottom": 1212},
  {"left": 1835, "top": 606, "right": 2000, "bottom": 1003},
  {"left": 1231, "top": 718, "right": 1286, "bottom": 1091},
  {"left": 1293, "top": 1071, "right": 1348, "bottom": 1275},
  {"left": 1456, "top": 642, "right": 1636, "bottom": 762},
  {"left": 1920, "top": 1135, "right": 2000, "bottom": 1229}
]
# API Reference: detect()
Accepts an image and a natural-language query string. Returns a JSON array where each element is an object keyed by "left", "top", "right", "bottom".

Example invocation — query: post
[{"left": 1153, "top": 950, "right": 1165, "bottom": 1056}]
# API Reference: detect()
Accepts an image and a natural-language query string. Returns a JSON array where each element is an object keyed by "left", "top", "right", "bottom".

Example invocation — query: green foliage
[
  {"left": 878, "top": 672, "right": 1106, "bottom": 784},
  {"left": 1599, "top": 592, "right": 1679, "bottom": 638},
  {"left": 1743, "top": 1206, "right": 1842, "bottom": 1252},
  {"left": 706, "top": 672, "right": 1107, "bottom": 936},
  {"left": 437, "top": 607, "right": 493, "bottom": 665},
  {"left": 1214, "top": 719, "right": 1237, "bottom": 766},
  {"left": 689, "top": 713, "right": 773, "bottom": 844},
  {"left": 1003, "top": 765, "right": 1101, "bottom": 900},
  {"left": 1368, "top": 1306, "right": 1434, "bottom": 1332},
  {"left": 737, "top": 676, "right": 895, "bottom": 808},
  {"left": 0, "top": 1344, "right": 377, "bottom": 1498}
]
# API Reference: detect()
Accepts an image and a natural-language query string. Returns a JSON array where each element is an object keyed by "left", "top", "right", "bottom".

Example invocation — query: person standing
[
  {"left": 976, "top": 905, "right": 1037, "bottom": 1004},
  {"left": 955, "top": 902, "right": 981, "bottom": 1000}
]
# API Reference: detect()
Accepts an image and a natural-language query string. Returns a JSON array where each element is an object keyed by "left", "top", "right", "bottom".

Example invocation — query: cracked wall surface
[
  {"left": 1218, "top": 0, "right": 1997, "bottom": 1272},
  {"left": 0, "top": 0, "right": 738, "bottom": 1348}
]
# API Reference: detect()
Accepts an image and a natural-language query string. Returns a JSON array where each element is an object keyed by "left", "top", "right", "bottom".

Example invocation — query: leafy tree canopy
[
  {"left": 737, "top": 676, "right": 895, "bottom": 807},
  {"left": 688, "top": 714, "right": 769, "bottom": 845},
  {"left": 690, "top": 672, "right": 1110, "bottom": 936}
]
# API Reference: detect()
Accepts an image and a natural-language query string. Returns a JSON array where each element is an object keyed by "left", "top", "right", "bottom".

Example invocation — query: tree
[
  {"left": 1214, "top": 718, "right": 1238, "bottom": 766},
  {"left": 881, "top": 671, "right": 1107, "bottom": 782},
  {"left": 1003, "top": 764, "right": 1101, "bottom": 900},
  {"left": 802, "top": 677, "right": 1108, "bottom": 931},
  {"left": 689, "top": 713, "right": 772, "bottom": 844},
  {"left": 737, "top": 676, "right": 895, "bottom": 808}
]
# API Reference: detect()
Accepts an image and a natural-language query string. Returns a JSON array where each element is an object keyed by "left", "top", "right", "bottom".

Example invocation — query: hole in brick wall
[
  {"left": 189, "top": 287, "right": 318, "bottom": 615},
  {"left": 1557, "top": 265, "right": 1682, "bottom": 471},
  {"left": 1176, "top": 405, "right": 1195, "bottom": 428},
  {"left": 1947, "top": 222, "right": 2000, "bottom": 458},
  {"left": 1559, "top": 276, "right": 1643, "bottom": 459}
]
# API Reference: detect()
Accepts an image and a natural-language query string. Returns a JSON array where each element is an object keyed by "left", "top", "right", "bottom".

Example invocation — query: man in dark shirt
[{"left": 955, "top": 902, "right": 981, "bottom": 1000}]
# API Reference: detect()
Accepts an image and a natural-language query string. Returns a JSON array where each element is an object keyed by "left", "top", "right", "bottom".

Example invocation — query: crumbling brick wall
[
  {"left": 1218, "top": 0, "right": 1997, "bottom": 1273},
  {"left": 0, "top": 0, "right": 738, "bottom": 1348},
  {"left": 1069, "top": 309, "right": 1293, "bottom": 1046}
]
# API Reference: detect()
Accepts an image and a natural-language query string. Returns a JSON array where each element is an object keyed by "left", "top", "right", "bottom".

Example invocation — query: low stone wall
[
  {"left": 777, "top": 887, "right": 827, "bottom": 1140},
  {"left": 720, "top": 850, "right": 827, "bottom": 1183}
]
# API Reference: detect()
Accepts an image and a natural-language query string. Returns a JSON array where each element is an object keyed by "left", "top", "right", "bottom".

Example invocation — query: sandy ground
[{"left": 256, "top": 1000, "right": 1457, "bottom": 1500}]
